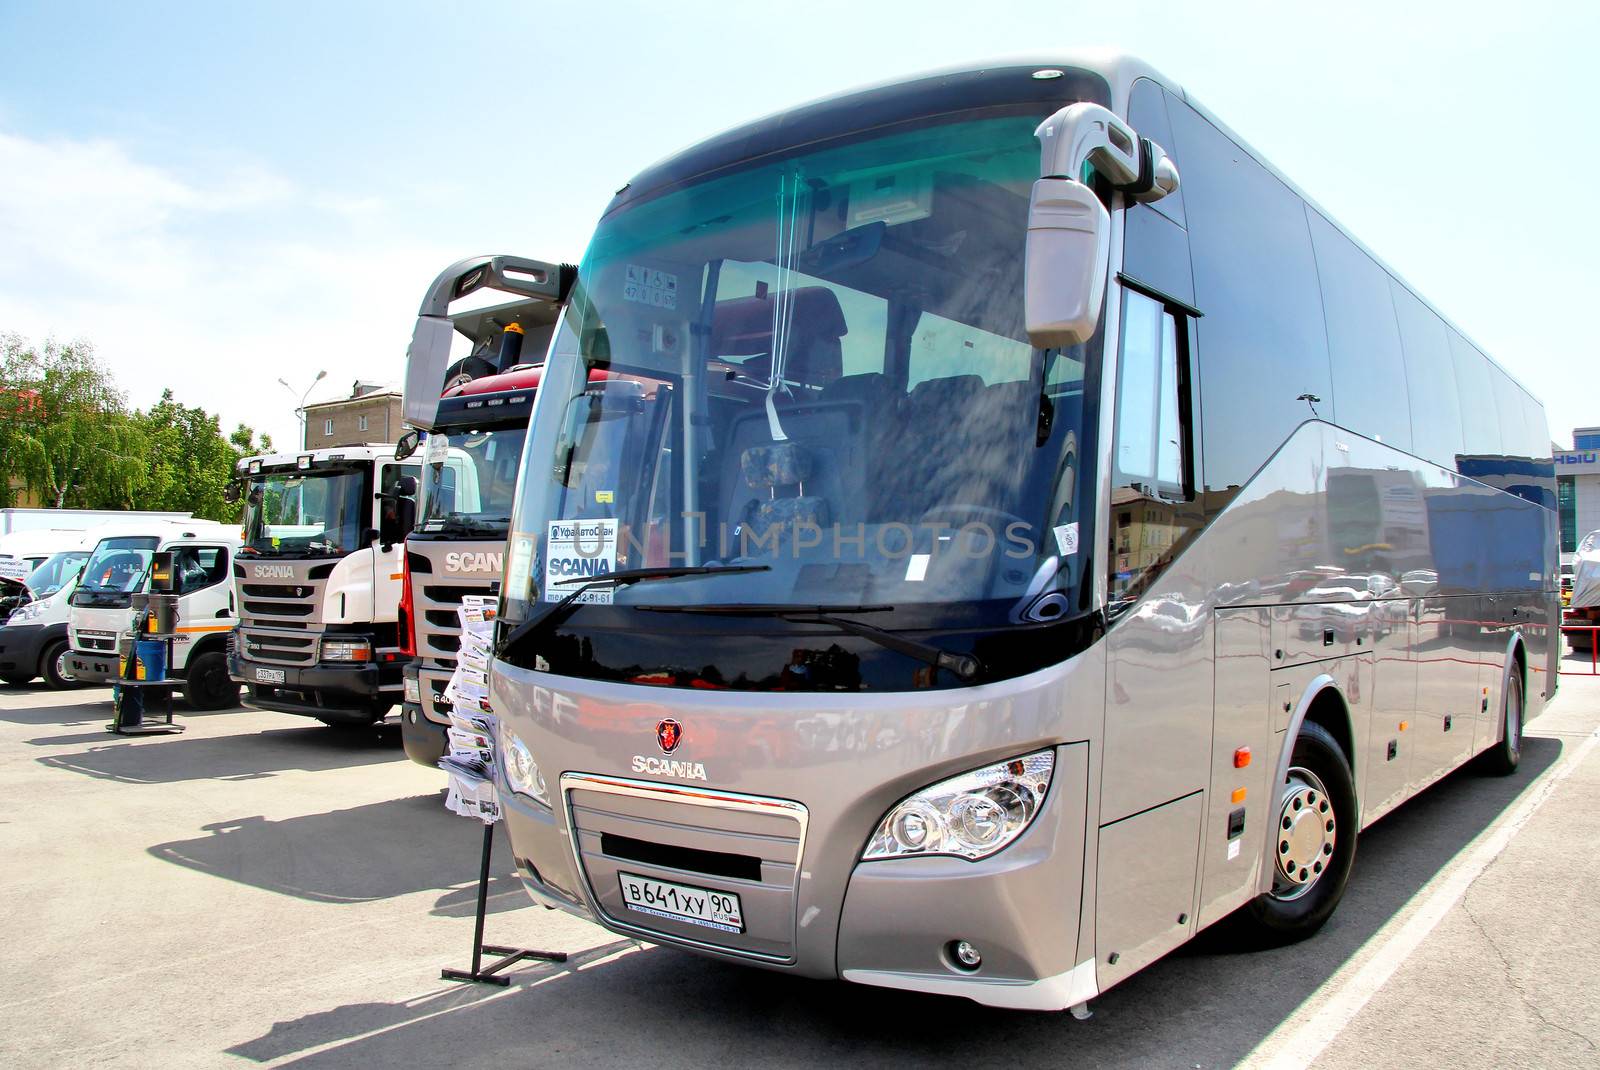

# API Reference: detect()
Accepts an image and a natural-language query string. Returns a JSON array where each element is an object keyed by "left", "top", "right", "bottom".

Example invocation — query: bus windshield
[
  {"left": 504, "top": 113, "right": 1097, "bottom": 639},
  {"left": 242, "top": 467, "right": 369, "bottom": 557},
  {"left": 417, "top": 424, "right": 527, "bottom": 539}
]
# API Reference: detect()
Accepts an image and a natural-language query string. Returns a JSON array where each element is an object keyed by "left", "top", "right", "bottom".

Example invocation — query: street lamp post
[{"left": 277, "top": 370, "right": 328, "bottom": 448}]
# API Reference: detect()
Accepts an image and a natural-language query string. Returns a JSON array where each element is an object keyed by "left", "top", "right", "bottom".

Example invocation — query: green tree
[
  {"left": 134, "top": 393, "right": 275, "bottom": 523},
  {"left": 0, "top": 334, "right": 145, "bottom": 509}
]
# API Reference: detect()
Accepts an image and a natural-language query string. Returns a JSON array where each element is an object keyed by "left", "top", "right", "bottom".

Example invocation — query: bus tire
[
  {"left": 1475, "top": 671, "right": 1523, "bottom": 776},
  {"left": 183, "top": 650, "right": 241, "bottom": 710},
  {"left": 1237, "top": 721, "right": 1358, "bottom": 947},
  {"left": 40, "top": 638, "right": 81, "bottom": 690}
]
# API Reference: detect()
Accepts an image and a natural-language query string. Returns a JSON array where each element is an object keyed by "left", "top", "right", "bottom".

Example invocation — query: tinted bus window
[
  {"left": 1306, "top": 210, "right": 1411, "bottom": 452},
  {"left": 1166, "top": 100, "right": 1330, "bottom": 512},
  {"left": 1448, "top": 328, "right": 1501, "bottom": 459},
  {"left": 1390, "top": 281, "right": 1463, "bottom": 470}
]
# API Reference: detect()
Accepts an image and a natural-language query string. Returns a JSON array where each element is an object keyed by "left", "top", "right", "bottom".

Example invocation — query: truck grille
[{"left": 239, "top": 629, "right": 317, "bottom": 667}]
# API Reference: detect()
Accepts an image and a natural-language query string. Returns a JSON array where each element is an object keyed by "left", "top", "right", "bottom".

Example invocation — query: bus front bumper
[{"left": 496, "top": 741, "right": 1094, "bottom": 1009}]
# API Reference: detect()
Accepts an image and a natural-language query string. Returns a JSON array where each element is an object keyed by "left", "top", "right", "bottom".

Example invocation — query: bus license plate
[
  {"left": 254, "top": 667, "right": 286, "bottom": 684},
  {"left": 618, "top": 873, "right": 744, "bottom": 933}
]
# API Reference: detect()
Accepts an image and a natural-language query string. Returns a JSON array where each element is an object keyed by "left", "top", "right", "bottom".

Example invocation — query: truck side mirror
[
  {"left": 394, "top": 429, "right": 421, "bottom": 461},
  {"left": 377, "top": 475, "right": 418, "bottom": 550},
  {"left": 223, "top": 481, "right": 242, "bottom": 504}
]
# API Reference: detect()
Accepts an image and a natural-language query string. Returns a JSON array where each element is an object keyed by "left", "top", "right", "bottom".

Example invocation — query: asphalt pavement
[{"left": 1, "top": 657, "right": 1596, "bottom": 1069}]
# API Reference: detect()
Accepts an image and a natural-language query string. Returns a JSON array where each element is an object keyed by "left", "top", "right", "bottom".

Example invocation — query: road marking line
[{"left": 1242, "top": 726, "right": 1600, "bottom": 1070}]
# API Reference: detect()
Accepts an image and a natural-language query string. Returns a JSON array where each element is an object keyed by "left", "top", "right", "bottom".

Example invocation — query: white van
[
  {"left": 0, "top": 537, "right": 94, "bottom": 687},
  {"left": 67, "top": 521, "right": 244, "bottom": 709}
]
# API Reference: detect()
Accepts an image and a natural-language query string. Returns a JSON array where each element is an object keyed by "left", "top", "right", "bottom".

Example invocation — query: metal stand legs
[{"left": 441, "top": 821, "right": 566, "bottom": 986}]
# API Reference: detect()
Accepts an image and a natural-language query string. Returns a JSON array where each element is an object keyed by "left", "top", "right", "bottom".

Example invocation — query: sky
[{"left": 1, "top": 0, "right": 1596, "bottom": 451}]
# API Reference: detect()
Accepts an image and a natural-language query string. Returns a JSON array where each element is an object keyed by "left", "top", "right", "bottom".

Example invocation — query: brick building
[{"left": 301, "top": 381, "right": 403, "bottom": 449}]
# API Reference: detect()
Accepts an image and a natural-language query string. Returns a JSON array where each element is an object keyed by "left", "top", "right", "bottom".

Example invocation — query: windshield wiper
[
  {"left": 495, "top": 565, "right": 771, "bottom": 659},
  {"left": 639, "top": 603, "right": 982, "bottom": 681}
]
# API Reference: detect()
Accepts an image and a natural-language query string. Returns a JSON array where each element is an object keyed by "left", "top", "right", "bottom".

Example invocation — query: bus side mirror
[{"left": 1024, "top": 178, "right": 1110, "bottom": 348}]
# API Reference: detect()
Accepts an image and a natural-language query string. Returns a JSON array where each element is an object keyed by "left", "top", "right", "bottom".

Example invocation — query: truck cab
[
  {"left": 67, "top": 522, "right": 242, "bottom": 708},
  {"left": 394, "top": 255, "right": 569, "bottom": 764},
  {"left": 228, "top": 446, "right": 420, "bottom": 727}
]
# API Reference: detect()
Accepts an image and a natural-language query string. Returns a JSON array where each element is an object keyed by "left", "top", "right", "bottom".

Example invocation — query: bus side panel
[
  {"left": 1198, "top": 607, "right": 1272, "bottom": 929},
  {"left": 1095, "top": 791, "right": 1204, "bottom": 992}
]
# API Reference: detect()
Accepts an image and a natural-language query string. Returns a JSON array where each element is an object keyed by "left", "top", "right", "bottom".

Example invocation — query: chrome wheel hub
[{"left": 1274, "top": 766, "right": 1336, "bottom": 900}]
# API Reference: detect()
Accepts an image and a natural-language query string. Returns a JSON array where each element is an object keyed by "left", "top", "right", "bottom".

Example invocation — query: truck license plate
[
  {"left": 618, "top": 872, "right": 743, "bottom": 933},
  {"left": 254, "top": 667, "right": 286, "bottom": 684}
]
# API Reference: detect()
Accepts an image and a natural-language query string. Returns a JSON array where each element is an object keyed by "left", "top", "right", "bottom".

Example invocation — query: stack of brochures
[{"left": 441, "top": 595, "right": 501, "bottom": 824}]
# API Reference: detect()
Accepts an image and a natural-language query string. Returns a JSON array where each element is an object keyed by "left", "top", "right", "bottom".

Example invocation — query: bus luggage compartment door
[{"left": 1095, "top": 790, "right": 1204, "bottom": 991}]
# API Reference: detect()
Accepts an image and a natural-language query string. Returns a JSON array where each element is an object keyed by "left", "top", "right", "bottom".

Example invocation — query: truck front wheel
[{"left": 184, "top": 650, "right": 241, "bottom": 710}]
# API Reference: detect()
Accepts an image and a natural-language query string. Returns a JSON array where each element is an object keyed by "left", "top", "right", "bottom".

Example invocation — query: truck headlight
[
  {"left": 321, "top": 639, "right": 372, "bottom": 662},
  {"left": 502, "top": 731, "right": 549, "bottom": 807},
  {"left": 863, "top": 750, "right": 1054, "bottom": 862}
]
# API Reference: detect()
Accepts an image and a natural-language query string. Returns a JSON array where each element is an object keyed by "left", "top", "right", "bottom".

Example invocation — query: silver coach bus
[{"left": 470, "top": 55, "right": 1557, "bottom": 1011}]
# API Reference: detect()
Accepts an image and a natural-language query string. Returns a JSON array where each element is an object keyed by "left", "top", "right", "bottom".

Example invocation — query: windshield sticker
[
  {"left": 506, "top": 535, "right": 535, "bottom": 600},
  {"left": 1053, "top": 522, "right": 1079, "bottom": 557},
  {"left": 545, "top": 519, "right": 618, "bottom": 603},
  {"left": 623, "top": 265, "right": 678, "bottom": 310},
  {"left": 904, "top": 552, "right": 930, "bottom": 582},
  {"left": 425, "top": 433, "right": 449, "bottom": 464},
  {"left": 595, "top": 490, "right": 614, "bottom": 504}
]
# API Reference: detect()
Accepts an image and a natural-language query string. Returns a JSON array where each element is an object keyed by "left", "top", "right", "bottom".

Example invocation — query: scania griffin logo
[
  {"left": 444, "top": 551, "right": 503, "bottom": 574},
  {"left": 656, "top": 718, "right": 683, "bottom": 754},
  {"left": 253, "top": 564, "right": 294, "bottom": 579}
]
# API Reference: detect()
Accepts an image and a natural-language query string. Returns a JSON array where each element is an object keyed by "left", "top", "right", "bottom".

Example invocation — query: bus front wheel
[{"left": 1237, "top": 721, "right": 1358, "bottom": 947}]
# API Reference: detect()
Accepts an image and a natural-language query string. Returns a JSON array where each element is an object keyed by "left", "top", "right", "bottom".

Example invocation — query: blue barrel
[{"left": 134, "top": 639, "right": 168, "bottom": 682}]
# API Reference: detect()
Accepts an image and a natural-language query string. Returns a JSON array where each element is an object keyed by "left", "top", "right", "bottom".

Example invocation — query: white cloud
[{"left": 0, "top": 128, "right": 457, "bottom": 450}]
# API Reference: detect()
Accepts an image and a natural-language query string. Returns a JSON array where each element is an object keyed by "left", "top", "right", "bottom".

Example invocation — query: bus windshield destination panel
[{"left": 480, "top": 57, "right": 1557, "bottom": 1012}]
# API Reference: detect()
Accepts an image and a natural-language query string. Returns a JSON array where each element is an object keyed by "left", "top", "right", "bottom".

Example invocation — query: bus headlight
[
  {"left": 502, "top": 731, "right": 549, "bottom": 807},
  {"left": 863, "top": 750, "right": 1054, "bottom": 861}
]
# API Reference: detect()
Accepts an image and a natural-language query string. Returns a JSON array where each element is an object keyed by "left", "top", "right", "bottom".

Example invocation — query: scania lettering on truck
[
  {"left": 229, "top": 446, "right": 420, "bottom": 728},
  {"left": 68, "top": 521, "right": 242, "bottom": 708},
  {"left": 395, "top": 255, "right": 569, "bottom": 765},
  {"left": 477, "top": 55, "right": 1558, "bottom": 1012}
]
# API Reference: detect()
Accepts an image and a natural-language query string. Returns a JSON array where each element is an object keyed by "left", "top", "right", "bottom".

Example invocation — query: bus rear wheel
[
  {"left": 1237, "top": 721, "right": 1358, "bottom": 947},
  {"left": 1475, "top": 672, "right": 1523, "bottom": 776}
]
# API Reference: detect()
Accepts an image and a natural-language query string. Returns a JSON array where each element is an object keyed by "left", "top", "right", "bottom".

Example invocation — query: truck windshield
[
  {"left": 417, "top": 425, "right": 527, "bottom": 538},
  {"left": 504, "top": 113, "right": 1098, "bottom": 647},
  {"left": 75, "top": 537, "right": 159, "bottom": 604},
  {"left": 26, "top": 550, "right": 88, "bottom": 598},
  {"left": 242, "top": 468, "right": 369, "bottom": 556}
]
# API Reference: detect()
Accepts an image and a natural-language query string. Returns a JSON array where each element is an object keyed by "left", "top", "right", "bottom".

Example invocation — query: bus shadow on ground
[
  {"left": 147, "top": 792, "right": 483, "bottom": 905},
  {"left": 229, "top": 737, "right": 1561, "bottom": 1069},
  {"left": 36, "top": 723, "right": 399, "bottom": 784}
]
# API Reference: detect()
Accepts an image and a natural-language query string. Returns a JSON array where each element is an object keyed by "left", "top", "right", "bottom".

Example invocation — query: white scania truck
[
  {"left": 67, "top": 520, "right": 243, "bottom": 708},
  {"left": 394, "top": 255, "right": 569, "bottom": 764},
  {"left": 227, "top": 446, "right": 420, "bottom": 727}
]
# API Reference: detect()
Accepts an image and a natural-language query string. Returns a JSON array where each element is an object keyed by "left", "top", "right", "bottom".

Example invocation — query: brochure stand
[
  {"left": 441, "top": 821, "right": 566, "bottom": 986},
  {"left": 438, "top": 595, "right": 565, "bottom": 986}
]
